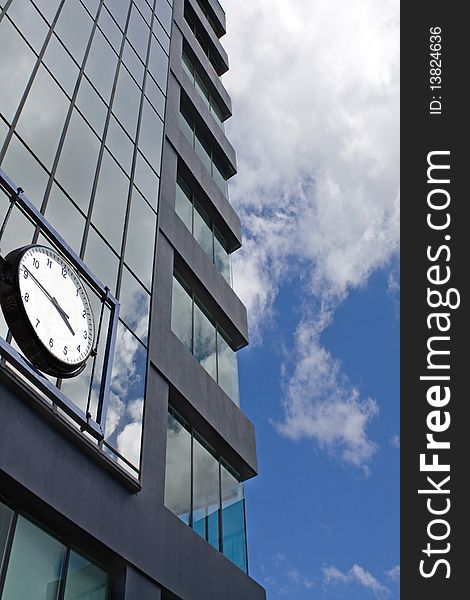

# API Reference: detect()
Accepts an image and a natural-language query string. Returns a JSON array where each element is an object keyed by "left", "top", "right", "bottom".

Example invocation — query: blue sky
[{"left": 222, "top": 0, "right": 400, "bottom": 597}]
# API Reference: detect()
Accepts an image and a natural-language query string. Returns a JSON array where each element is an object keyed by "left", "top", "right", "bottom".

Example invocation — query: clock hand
[{"left": 22, "top": 267, "right": 75, "bottom": 336}]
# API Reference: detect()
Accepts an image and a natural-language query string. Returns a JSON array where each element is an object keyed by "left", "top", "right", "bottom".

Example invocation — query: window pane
[
  {"left": 214, "top": 229, "right": 232, "bottom": 285},
  {"left": 217, "top": 330, "right": 240, "bottom": 405},
  {"left": 92, "top": 151, "right": 129, "bottom": 253},
  {"left": 195, "top": 73, "right": 210, "bottom": 109},
  {"left": 179, "top": 110, "right": 193, "bottom": 146},
  {"left": 127, "top": 4, "right": 150, "bottom": 60},
  {"left": 7, "top": 0, "right": 49, "bottom": 55},
  {"left": 55, "top": 0, "right": 93, "bottom": 65},
  {"left": 64, "top": 551, "right": 109, "bottom": 600},
  {"left": 55, "top": 109, "right": 100, "bottom": 214},
  {"left": 106, "top": 114, "right": 134, "bottom": 172},
  {"left": 194, "top": 129, "right": 212, "bottom": 173},
  {"left": 175, "top": 176, "right": 192, "bottom": 232},
  {"left": 43, "top": 34, "right": 79, "bottom": 98},
  {"left": 164, "top": 411, "right": 192, "bottom": 524},
  {"left": 156, "top": 0, "right": 172, "bottom": 34},
  {"left": 194, "top": 300, "right": 216, "bottom": 380},
  {"left": 1, "top": 516, "right": 66, "bottom": 600},
  {"left": 171, "top": 276, "right": 192, "bottom": 352},
  {"left": 45, "top": 184, "right": 86, "bottom": 255},
  {"left": 148, "top": 35, "right": 168, "bottom": 93},
  {"left": 119, "top": 267, "right": 150, "bottom": 345},
  {"left": 1, "top": 133, "right": 49, "bottom": 209},
  {"left": 0, "top": 17, "right": 36, "bottom": 123},
  {"left": 133, "top": 152, "right": 159, "bottom": 210},
  {"left": 138, "top": 100, "right": 164, "bottom": 175},
  {"left": 76, "top": 77, "right": 107, "bottom": 137},
  {"left": 0, "top": 204, "right": 35, "bottom": 257},
  {"left": 221, "top": 464, "right": 247, "bottom": 573},
  {"left": 84, "top": 226, "right": 119, "bottom": 293},
  {"left": 193, "top": 201, "right": 213, "bottom": 259},
  {"left": 34, "top": 0, "right": 61, "bottom": 24},
  {"left": 106, "top": 321, "right": 147, "bottom": 470},
  {"left": 15, "top": 66, "right": 69, "bottom": 170},
  {"left": 181, "top": 52, "right": 194, "bottom": 83},
  {"left": 122, "top": 42, "right": 145, "bottom": 88},
  {"left": 144, "top": 74, "right": 165, "bottom": 119},
  {"left": 212, "top": 157, "right": 228, "bottom": 197},
  {"left": 98, "top": 5, "right": 123, "bottom": 53},
  {"left": 112, "top": 66, "right": 141, "bottom": 137},
  {"left": 193, "top": 435, "right": 220, "bottom": 549},
  {"left": 152, "top": 17, "right": 170, "bottom": 55},
  {"left": 124, "top": 188, "right": 156, "bottom": 289},
  {"left": 104, "top": 0, "right": 128, "bottom": 31},
  {"left": 0, "top": 501, "right": 13, "bottom": 574},
  {"left": 85, "top": 29, "right": 118, "bottom": 104}
]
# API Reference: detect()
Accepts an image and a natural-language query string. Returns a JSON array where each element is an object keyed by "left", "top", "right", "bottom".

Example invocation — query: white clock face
[{"left": 17, "top": 246, "right": 95, "bottom": 367}]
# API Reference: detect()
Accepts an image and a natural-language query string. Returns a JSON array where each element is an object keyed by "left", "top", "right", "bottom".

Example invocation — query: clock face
[{"left": 13, "top": 246, "right": 95, "bottom": 373}]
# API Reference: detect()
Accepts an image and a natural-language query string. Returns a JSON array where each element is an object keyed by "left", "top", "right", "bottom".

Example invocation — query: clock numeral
[
  {"left": 32, "top": 258, "right": 39, "bottom": 269},
  {"left": 49, "top": 338, "right": 54, "bottom": 348},
  {"left": 23, "top": 293, "right": 29, "bottom": 302},
  {"left": 47, "top": 258, "right": 52, "bottom": 268},
  {"left": 82, "top": 309, "right": 87, "bottom": 318},
  {"left": 36, "top": 319, "right": 40, "bottom": 328},
  {"left": 23, "top": 268, "right": 29, "bottom": 279},
  {"left": 76, "top": 289, "right": 79, "bottom": 297},
  {"left": 83, "top": 330, "right": 88, "bottom": 340},
  {"left": 61, "top": 267, "right": 67, "bottom": 278},
  {"left": 63, "top": 346, "right": 68, "bottom": 356},
  {"left": 77, "top": 345, "right": 81, "bottom": 353}
]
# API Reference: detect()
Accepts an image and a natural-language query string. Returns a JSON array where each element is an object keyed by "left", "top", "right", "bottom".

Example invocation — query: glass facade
[
  {"left": 164, "top": 409, "right": 248, "bottom": 573},
  {"left": 171, "top": 273, "right": 240, "bottom": 404},
  {"left": 175, "top": 174, "right": 232, "bottom": 285},
  {"left": 0, "top": 0, "right": 172, "bottom": 476},
  {"left": 182, "top": 50, "right": 225, "bottom": 130},
  {"left": 179, "top": 104, "right": 229, "bottom": 196},
  {"left": 0, "top": 499, "right": 109, "bottom": 599}
]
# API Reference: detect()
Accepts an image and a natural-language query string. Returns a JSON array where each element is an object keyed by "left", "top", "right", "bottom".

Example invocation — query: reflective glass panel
[
  {"left": 84, "top": 226, "right": 119, "bottom": 293},
  {"left": 106, "top": 115, "right": 134, "bottom": 173},
  {"left": 0, "top": 204, "right": 35, "bottom": 257},
  {"left": 124, "top": 188, "right": 157, "bottom": 289},
  {"left": 221, "top": 464, "right": 247, "bottom": 572},
  {"left": 7, "top": 0, "right": 49, "bottom": 55},
  {"left": 98, "top": 5, "right": 123, "bottom": 52},
  {"left": 152, "top": 17, "right": 170, "bottom": 55},
  {"left": 144, "top": 74, "right": 165, "bottom": 120},
  {"left": 122, "top": 41, "right": 145, "bottom": 88},
  {"left": 55, "top": 109, "right": 100, "bottom": 213},
  {"left": 179, "top": 110, "right": 193, "bottom": 146},
  {"left": 43, "top": 34, "right": 79, "bottom": 98},
  {"left": 127, "top": 4, "right": 149, "bottom": 60},
  {"left": 91, "top": 150, "right": 129, "bottom": 253},
  {"left": 194, "top": 300, "right": 216, "bottom": 380},
  {"left": 133, "top": 152, "right": 159, "bottom": 210},
  {"left": 33, "top": 0, "right": 61, "bottom": 24},
  {"left": 165, "top": 411, "right": 192, "bottom": 524},
  {"left": 171, "top": 276, "right": 192, "bottom": 352},
  {"left": 156, "top": 0, "right": 173, "bottom": 34},
  {"left": 119, "top": 267, "right": 150, "bottom": 345},
  {"left": 112, "top": 66, "right": 141, "bottom": 137},
  {"left": 0, "top": 501, "right": 13, "bottom": 574},
  {"left": 15, "top": 66, "right": 69, "bottom": 170},
  {"left": 0, "top": 18, "right": 36, "bottom": 123},
  {"left": 106, "top": 321, "right": 147, "bottom": 470},
  {"left": 217, "top": 329, "right": 240, "bottom": 405},
  {"left": 1, "top": 134, "right": 49, "bottom": 209},
  {"left": 148, "top": 35, "right": 168, "bottom": 93},
  {"left": 1, "top": 516, "right": 66, "bottom": 600},
  {"left": 194, "top": 129, "right": 212, "bottom": 173},
  {"left": 76, "top": 77, "right": 107, "bottom": 137},
  {"left": 181, "top": 52, "right": 194, "bottom": 83},
  {"left": 213, "top": 157, "right": 228, "bottom": 197},
  {"left": 55, "top": 0, "right": 93, "bottom": 65},
  {"left": 175, "top": 176, "right": 192, "bottom": 232},
  {"left": 193, "top": 435, "right": 220, "bottom": 549},
  {"left": 85, "top": 29, "right": 118, "bottom": 104},
  {"left": 214, "top": 228, "right": 232, "bottom": 285},
  {"left": 138, "top": 100, "right": 164, "bottom": 175},
  {"left": 193, "top": 202, "right": 213, "bottom": 259},
  {"left": 45, "top": 184, "right": 86, "bottom": 255},
  {"left": 104, "top": 0, "right": 128, "bottom": 31},
  {"left": 195, "top": 73, "right": 210, "bottom": 110},
  {"left": 64, "top": 551, "right": 109, "bottom": 600}
]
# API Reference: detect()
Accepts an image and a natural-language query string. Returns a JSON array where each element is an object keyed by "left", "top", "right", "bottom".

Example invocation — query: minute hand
[{"left": 22, "top": 267, "right": 75, "bottom": 336}]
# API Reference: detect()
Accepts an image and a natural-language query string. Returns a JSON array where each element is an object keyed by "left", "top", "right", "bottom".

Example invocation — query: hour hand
[{"left": 52, "top": 297, "right": 75, "bottom": 336}]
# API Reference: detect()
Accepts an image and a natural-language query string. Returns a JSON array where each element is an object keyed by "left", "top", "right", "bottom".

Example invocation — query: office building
[{"left": 0, "top": 0, "right": 264, "bottom": 598}]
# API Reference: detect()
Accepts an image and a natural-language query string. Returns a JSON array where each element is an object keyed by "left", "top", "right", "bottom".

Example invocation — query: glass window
[
  {"left": 213, "top": 156, "right": 228, "bottom": 197},
  {"left": 193, "top": 300, "right": 216, "bottom": 380},
  {"left": 33, "top": 0, "right": 61, "bottom": 24},
  {"left": 148, "top": 35, "right": 168, "bottom": 94},
  {"left": 171, "top": 276, "right": 192, "bottom": 352},
  {"left": 55, "top": 109, "right": 100, "bottom": 214},
  {"left": 175, "top": 176, "right": 192, "bottom": 232},
  {"left": 1, "top": 516, "right": 66, "bottom": 600},
  {"left": 133, "top": 152, "right": 159, "bottom": 210},
  {"left": 179, "top": 110, "right": 193, "bottom": 146},
  {"left": 156, "top": 0, "right": 173, "bottom": 34},
  {"left": 124, "top": 188, "right": 157, "bottom": 289},
  {"left": 193, "top": 435, "right": 220, "bottom": 549},
  {"left": 195, "top": 73, "right": 210, "bottom": 110},
  {"left": 152, "top": 16, "right": 170, "bottom": 55},
  {"left": 0, "top": 501, "right": 13, "bottom": 573},
  {"left": 133, "top": 0, "right": 152, "bottom": 26},
  {"left": 64, "top": 551, "right": 109, "bottom": 600},
  {"left": 221, "top": 464, "right": 247, "bottom": 573},
  {"left": 194, "top": 129, "right": 212, "bottom": 173},
  {"left": 98, "top": 5, "right": 123, "bottom": 52},
  {"left": 54, "top": 0, "right": 93, "bottom": 65},
  {"left": 43, "top": 34, "right": 79, "bottom": 97},
  {"left": 122, "top": 41, "right": 145, "bottom": 88},
  {"left": 103, "top": 0, "right": 128, "bottom": 31},
  {"left": 76, "top": 77, "right": 107, "bottom": 137},
  {"left": 1, "top": 134, "right": 49, "bottom": 209},
  {"left": 164, "top": 411, "right": 192, "bottom": 524},
  {"left": 106, "top": 321, "right": 147, "bottom": 470},
  {"left": 7, "top": 0, "right": 49, "bottom": 55},
  {"left": 138, "top": 100, "right": 164, "bottom": 175},
  {"left": 106, "top": 115, "right": 134, "bottom": 173},
  {"left": 182, "top": 52, "right": 194, "bottom": 83},
  {"left": 84, "top": 29, "right": 118, "bottom": 104},
  {"left": 214, "top": 228, "right": 232, "bottom": 285},
  {"left": 45, "top": 184, "right": 86, "bottom": 255},
  {"left": 92, "top": 150, "right": 129, "bottom": 254},
  {"left": 119, "top": 267, "right": 150, "bottom": 344},
  {"left": 193, "top": 201, "right": 213, "bottom": 259},
  {"left": 127, "top": 4, "right": 150, "bottom": 60},
  {"left": 0, "top": 201, "right": 35, "bottom": 257},
  {"left": 84, "top": 226, "right": 119, "bottom": 293},
  {"left": 144, "top": 74, "right": 165, "bottom": 120},
  {"left": 112, "top": 66, "right": 141, "bottom": 138},
  {"left": 217, "top": 329, "right": 240, "bottom": 405},
  {"left": 15, "top": 66, "right": 69, "bottom": 170}
]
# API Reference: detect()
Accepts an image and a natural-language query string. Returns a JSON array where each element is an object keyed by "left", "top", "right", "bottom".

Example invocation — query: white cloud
[
  {"left": 224, "top": 0, "right": 399, "bottom": 468},
  {"left": 323, "top": 564, "right": 389, "bottom": 598},
  {"left": 390, "top": 435, "right": 400, "bottom": 449},
  {"left": 385, "top": 565, "right": 400, "bottom": 582}
]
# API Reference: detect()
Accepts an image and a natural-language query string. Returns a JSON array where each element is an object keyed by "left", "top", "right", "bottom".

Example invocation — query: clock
[{"left": 0, "top": 245, "right": 95, "bottom": 378}]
